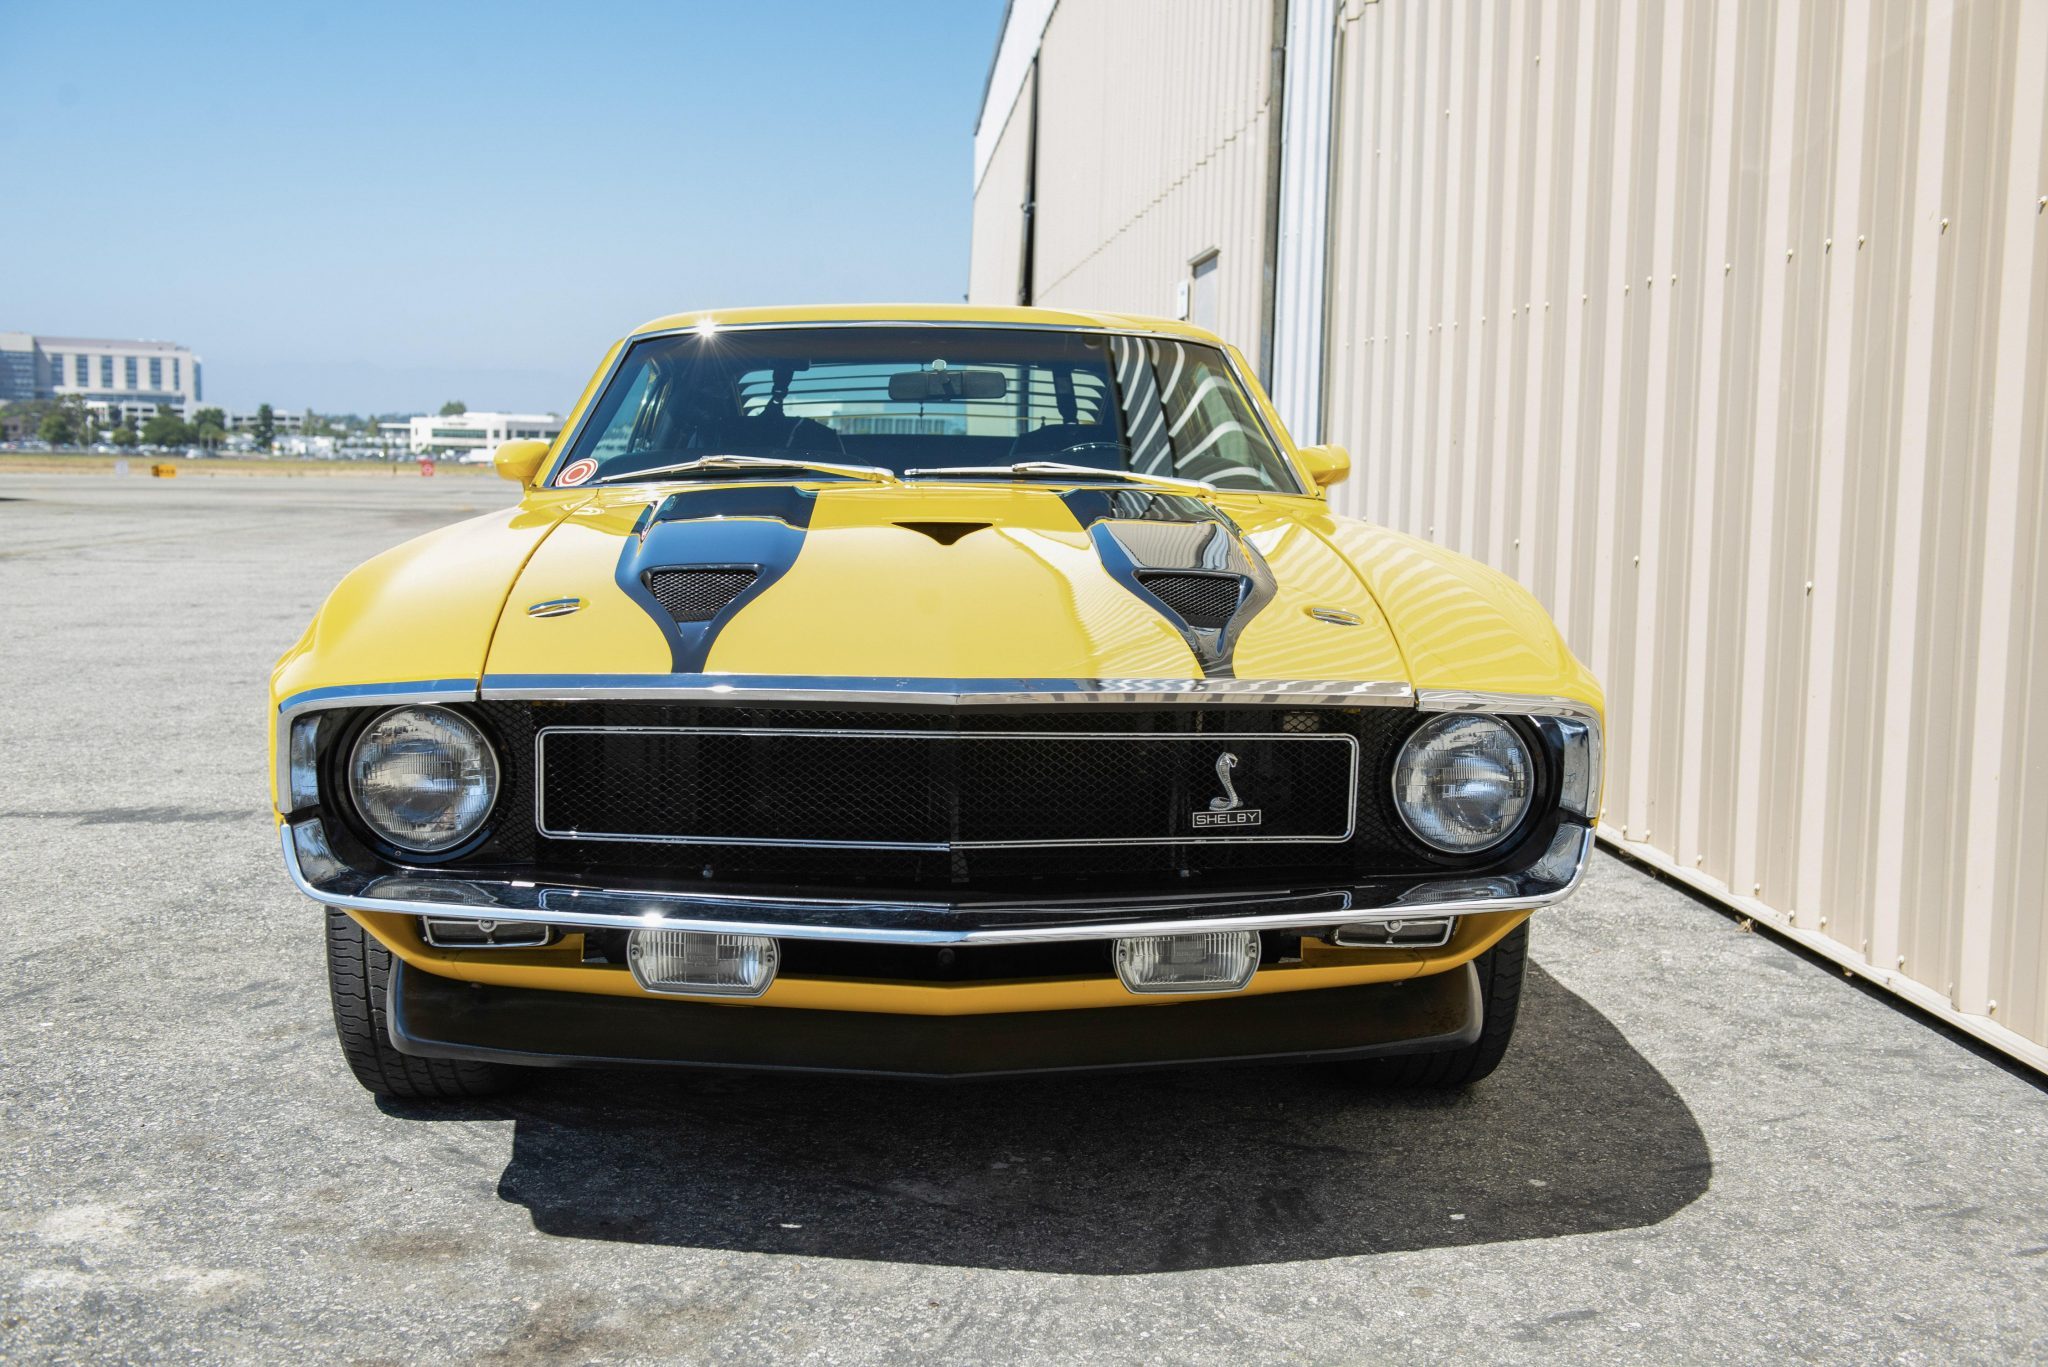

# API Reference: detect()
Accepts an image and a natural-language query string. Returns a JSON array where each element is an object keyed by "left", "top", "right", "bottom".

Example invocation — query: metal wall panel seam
[
  {"left": 1728, "top": 0, "right": 1804, "bottom": 896},
  {"left": 1482, "top": 0, "right": 1528, "bottom": 571},
  {"left": 1428, "top": 0, "right": 1471, "bottom": 546},
  {"left": 1413, "top": 0, "right": 1449, "bottom": 543},
  {"left": 1551, "top": 0, "right": 1602, "bottom": 646},
  {"left": 1794, "top": 0, "right": 1871, "bottom": 951},
  {"left": 1588, "top": 0, "right": 1640, "bottom": 818},
  {"left": 1518, "top": 0, "right": 1563, "bottom": 600},
  {"left": 1869, "top": 0, "right": 1955, "bottom": 978},
  {"left": 1627, "top": 0, "right": 1686, "bottom": 846},
  {"left": 1959, "top": 0, "right": 2047, "bottom": 1019},
  {"left": 1454, "top": 0, "right": 1498, "bottom": 551},
  {"left": 1367, "top": 1, "right": 1402, "bottom": 524}
]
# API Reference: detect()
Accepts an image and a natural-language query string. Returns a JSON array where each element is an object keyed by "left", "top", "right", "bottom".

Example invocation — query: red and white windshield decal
[{"left": 557, "top": 457, "right": 598, "bottom": 487}]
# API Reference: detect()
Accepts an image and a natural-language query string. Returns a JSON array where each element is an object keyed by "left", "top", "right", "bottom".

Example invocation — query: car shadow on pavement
[{"left": 390, "top": 963, "right": 1710, "bottom": 1273}]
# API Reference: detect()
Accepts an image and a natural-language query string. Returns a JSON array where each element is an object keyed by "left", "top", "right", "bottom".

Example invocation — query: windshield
[{"left": 551, "top": 326, "right": 1303, "bottom": 493}]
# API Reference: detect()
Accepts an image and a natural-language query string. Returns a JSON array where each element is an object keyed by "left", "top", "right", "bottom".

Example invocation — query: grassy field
[{"left": 0, "top": 451, "right": 499, "bottom": 478}]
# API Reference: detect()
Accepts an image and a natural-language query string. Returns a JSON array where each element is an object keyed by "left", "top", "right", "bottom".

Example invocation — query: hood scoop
[
  {"left": 1133, "top": 570, "right": 1245, "bottom": 631},
  {"left": 1059, "top": 489, "right": 1276, "bottom": 678},
  {"left": 645, "top": 567, "right": 759, "bottom": 623},
  {"left": 896, "top": 521, "right": 990, "bottom": 546}
]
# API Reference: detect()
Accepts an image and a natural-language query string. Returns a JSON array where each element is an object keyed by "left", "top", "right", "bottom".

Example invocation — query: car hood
[{"left": 482, "top": 482, "right": 1415, "bottom": 686}]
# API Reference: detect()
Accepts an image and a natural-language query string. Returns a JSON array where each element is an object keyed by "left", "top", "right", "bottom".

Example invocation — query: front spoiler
[
  {"left": 388, "top": 957, "right": 1484, "bottom": 1078},
  {"left": 282, "top": 819, "right": 1593, "bottom": 946}
]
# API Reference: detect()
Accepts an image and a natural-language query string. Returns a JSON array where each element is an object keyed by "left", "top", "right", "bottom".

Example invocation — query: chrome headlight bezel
[
  {"left": 345, "top": 705, "right": 501, "bottom": 856},
  {"left": 1390, "top": 713, "right": 1537, "bottom": 855}
]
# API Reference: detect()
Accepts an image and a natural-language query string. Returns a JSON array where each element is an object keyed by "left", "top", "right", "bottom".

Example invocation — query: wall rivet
[
  {"left": 1858, "top": 234, "right": 1867, "bottom": 247},
  {"left": 1940, "top": 217, "right": 1950, "bottom": 232},
  {"left": 1753, "top": 882, "right": 1762, "bottom": 893},
  {"left": 1786, "top": 248, "right": 1795, "bottom": 260},
  {"left": 1670, "top": 274, "right": 1677, "bottom": 285},
  {"left": 1645, "top": 277, "right": 1653, "bottom": 288},
  {"left": 1582, "top": 293, "right": 1589, "bottom": 303},
  {"left": 1819, "top": 915, "right": 1828, "bottom": 928},
  {"left": 1897, "top": 955, "right": 1907, "bottom": 968},
  {"left": 1724, "top": 262, "right": 1733, "bottom": 274},
  {"left": 1988, "top": 1000, "right": 1998, "bottom": 1015},
  {"left": 1694, "top": 855, "right": 1703, "bottom": 866},
  {"left": 1805, "top": 580, "right": 1814, "bottom": 594},
  {"left": 1632, "top": 554, "right": 1640, "bottom": 566}
]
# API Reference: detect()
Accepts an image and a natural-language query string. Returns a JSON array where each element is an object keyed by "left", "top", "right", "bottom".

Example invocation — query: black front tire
[
  {"left": 325, "top": 909, "right": 520, "bottom": 1099},
  {"left": 1340, "top": 922, "right": 1530, "bottom": 1089}
]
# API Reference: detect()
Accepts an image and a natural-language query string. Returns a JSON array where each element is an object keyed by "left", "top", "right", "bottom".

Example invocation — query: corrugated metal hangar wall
[{"left": 970, "top": 0, "right": 2048, "bottom": 1073}]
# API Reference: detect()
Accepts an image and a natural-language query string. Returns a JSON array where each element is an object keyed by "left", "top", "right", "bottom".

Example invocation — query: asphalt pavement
[{"left": 1, "top": 473, "right": 2043, "bottom": 1364}]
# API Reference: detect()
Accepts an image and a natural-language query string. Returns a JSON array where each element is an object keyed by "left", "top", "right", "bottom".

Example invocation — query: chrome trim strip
[
  {"left": 1413, "top": 688, "right": 1602, "bottom": 722},
  {"left": 544, "top": 320, "right": 1307, "bottom": 495},
  {"left": 482, "top": 674, "right": 1416, "bottom": 708},
  {"left": 532, "top": 725, "right": 1360, "bottom": 849},
  {"left": 282, "top": 819, "right": 1594, "bottom": 946}
]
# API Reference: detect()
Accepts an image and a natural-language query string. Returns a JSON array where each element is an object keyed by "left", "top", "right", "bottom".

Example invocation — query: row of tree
[{"left": 4, "top": 397, "right": 472, "bottom": 453}]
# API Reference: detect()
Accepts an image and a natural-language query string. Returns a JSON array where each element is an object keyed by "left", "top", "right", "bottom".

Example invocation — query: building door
[{"left": 1188, "top": 253, "right": 1220, "bottom": 333}]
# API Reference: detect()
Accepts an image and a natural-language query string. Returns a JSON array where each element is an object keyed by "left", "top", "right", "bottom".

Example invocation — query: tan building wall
[
  {"left": 974, "top": 0, "right": 2048, "bottom": 1072},
  {"left": 970, "top": 0, "right": 1281, "bottom": 370}
]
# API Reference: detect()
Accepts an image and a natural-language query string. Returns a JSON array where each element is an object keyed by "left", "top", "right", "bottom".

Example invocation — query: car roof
[{"left": 626, "top": 303, "right": 1229, "bottom": 345}]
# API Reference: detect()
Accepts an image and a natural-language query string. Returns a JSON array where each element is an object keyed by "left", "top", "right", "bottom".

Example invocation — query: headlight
[
  {"left": 1391, "top": 714, "right": 1533, "bottom": 854},
  {"left": 347, "top": 706, "right": 499, "bottom": 854}
]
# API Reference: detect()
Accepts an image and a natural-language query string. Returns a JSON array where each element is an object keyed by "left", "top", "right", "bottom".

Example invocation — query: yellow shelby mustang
[{"left": 272, "top": 305, "right": 1603, "bottom": 1099}]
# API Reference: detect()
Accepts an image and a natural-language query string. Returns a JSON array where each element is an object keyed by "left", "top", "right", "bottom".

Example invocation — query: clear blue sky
[{"left": 0, "top": 0, "right": 1004, "bottom": 415}]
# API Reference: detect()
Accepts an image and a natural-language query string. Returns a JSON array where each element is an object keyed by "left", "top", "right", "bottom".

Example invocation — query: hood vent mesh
[
  {"left": 1135, "top": 571, "right": 1243, "bottom": 631},
  {"left": 646, "top": 567, "right": 758, "bottom": 623}
]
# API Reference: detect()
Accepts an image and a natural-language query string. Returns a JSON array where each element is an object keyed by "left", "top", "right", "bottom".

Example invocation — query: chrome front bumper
[{"left": 280, "top": 817, "right": 1594, "bottom": 946}]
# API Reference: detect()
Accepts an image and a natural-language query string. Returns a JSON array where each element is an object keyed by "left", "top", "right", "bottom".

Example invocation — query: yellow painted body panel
[
  {"left": 274, "top": 305, "right": 1602, "bottom": 1019},
  {"left": 351, "top": 908, "right": 1530, "bottom": 1014}
]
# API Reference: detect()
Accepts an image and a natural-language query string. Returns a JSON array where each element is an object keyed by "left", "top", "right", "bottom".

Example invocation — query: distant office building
[
  {"left": 229, "top": 410, "right": 306, "bottom": 436},
  {"left": 0, "top": 332, "right": 203, "bottom": 415},
  {"left": 407, "top": 411, "right": 561, "bottom": 454}
]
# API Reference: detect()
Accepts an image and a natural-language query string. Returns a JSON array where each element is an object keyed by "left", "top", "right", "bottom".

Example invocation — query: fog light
[
  {"left": 1328, "top": 917, "right": 1454, "bottom": 948},
  {"left": 1114, "top": 931, "right": 1260, "bottom": 995},
  {"left": 628, "top": 930, "right": 778, "bottom": 997}
]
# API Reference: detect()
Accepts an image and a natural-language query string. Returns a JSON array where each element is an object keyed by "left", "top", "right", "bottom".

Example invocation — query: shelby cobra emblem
[{"left": 1193, "top": 751, "right": 1262, "bottom": 828}]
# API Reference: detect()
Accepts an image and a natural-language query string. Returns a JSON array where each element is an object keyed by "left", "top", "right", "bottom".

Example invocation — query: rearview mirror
[
  {"left": 1295, "top": 443, "right": 1351, "bottom": 491},
  {"left": 887, "top": 369, "right": 1008, "bottom": 402},
  {"left": 493, "top": 439, "right": 552, "bottom": 485}
]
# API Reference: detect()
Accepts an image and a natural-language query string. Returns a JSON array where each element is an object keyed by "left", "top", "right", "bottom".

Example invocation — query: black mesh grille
[
  {"left": 537, "top": 728, "right": 1356, "bottom": 847},
  {"left": 645, "top": 567, "right": 757, "bottom": 622},
  {"left": 1136, "top": 571, "right": 1242, "bottom": 629}
]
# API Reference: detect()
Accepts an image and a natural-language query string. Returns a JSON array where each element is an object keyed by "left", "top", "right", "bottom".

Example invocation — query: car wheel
[
  {"left": 1340, "top": 922, "right": 1530, "bottom": 1088},
  {"left": 325, "top": 908, "right": 520, "bottom": 1099}
]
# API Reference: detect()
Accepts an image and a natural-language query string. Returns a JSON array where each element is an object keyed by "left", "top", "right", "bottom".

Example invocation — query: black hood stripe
[
  {"left": 1059, "top": 489, "right": 1277, "bottom": 678},
  {"left": 614, "top": 487, "right": 817, "bottom": 673}
]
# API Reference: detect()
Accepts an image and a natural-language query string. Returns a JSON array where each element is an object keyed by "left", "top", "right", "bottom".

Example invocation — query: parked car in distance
[{"left": 272, "top": 304, "right": 1604, "bottom": 1099}]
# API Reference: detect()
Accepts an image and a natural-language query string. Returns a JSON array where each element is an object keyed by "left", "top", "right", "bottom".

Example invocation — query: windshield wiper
[
  {"left": 594, "top": 454, "right": 899, "bottom": 485},
  {"left": 901, "top": 461, "right": 1215, "bottom": 491}
]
